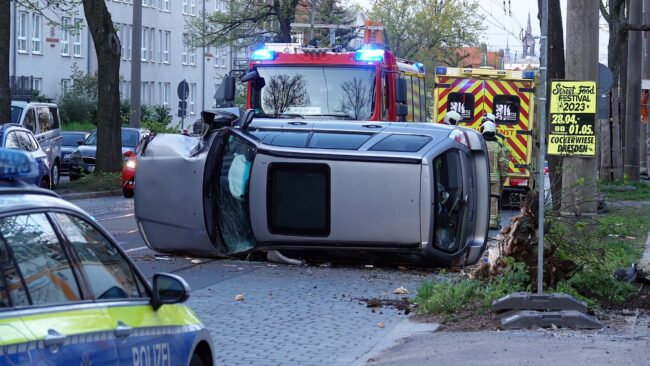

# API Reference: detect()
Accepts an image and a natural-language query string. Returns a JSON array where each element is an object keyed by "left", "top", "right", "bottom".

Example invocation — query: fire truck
[
  {"left": 240, "top": 44, "right": 428, "bottom": 122},
  {"left": 432, "top": 67, "right": 537, "bottom": 202}
]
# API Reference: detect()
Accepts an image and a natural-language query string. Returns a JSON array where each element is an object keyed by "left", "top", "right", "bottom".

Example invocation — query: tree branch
[
  {"left": 620, "top": 23, "right": 650, "bottom": 32},
  {"left": 599, "top": 0, "right": 610, "bottom": 23}
]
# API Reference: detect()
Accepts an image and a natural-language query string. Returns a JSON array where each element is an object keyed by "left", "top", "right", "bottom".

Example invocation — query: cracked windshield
[{"left": 255, "top": 66, "right": 376, "bottom": 120}]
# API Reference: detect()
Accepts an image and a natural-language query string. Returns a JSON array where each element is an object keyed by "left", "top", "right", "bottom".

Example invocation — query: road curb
[
  {"left": 59, "top": 189, "right": 123, "bottom": 200},
  {"left": 350, "top": 318, "right": 439, "bottom": 366}
]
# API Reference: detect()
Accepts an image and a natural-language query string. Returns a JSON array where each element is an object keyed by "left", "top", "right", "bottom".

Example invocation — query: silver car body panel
[{"left": 135, "top": 115, "right": 490, "bottom": 266}]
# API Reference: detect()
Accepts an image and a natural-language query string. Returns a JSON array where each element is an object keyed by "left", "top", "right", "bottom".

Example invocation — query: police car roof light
[
  {"left": 523, "top": 70, "right": 535, "bottom": 79},
  {"left": 251, "top": 49, "right": 277, "bottom": 61},
  {"left": 449, "top": 129, "right": 470, "bottom": 148},
  {"left": 0, "top": 148, "right": 39, "bottom": 180},
  {"left": 354, "top": 49, "right": 384, "bottom": 62},
  {"left": 435, "top": 66, "right": 447, "bottom": 75}
]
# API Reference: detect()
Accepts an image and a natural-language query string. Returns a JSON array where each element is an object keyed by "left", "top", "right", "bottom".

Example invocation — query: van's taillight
[{"left": 449, "top": 129, "right": 470, "bottom": 148}]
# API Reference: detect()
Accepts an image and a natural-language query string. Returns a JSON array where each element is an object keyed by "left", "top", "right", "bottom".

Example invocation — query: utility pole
[
  {"left": 561, "top": 0, "right": 599, "bottom": 216},
  {"left": 644, "top": 0, "right": 650, "bottom": 176},
  {"left": 625, "top": 0, "right": 643, "bottom": 181},
  {"left": 129, "top": 0, "right": 142, "bottom": 128}
]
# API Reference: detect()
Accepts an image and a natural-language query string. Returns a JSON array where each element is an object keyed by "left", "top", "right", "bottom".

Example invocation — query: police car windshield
[
  {"left": 10, "top": 106, "right": 22, "bottom": 125},
  {"left": 253, "top": 66, "right": 376, "bottom": 121}
]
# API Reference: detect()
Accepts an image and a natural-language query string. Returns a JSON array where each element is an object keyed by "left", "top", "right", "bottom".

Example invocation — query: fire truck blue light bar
[
  {"left": 251, "top": 49, "right": 277, "bottom": 61},
  {"left": 354, "top": 49, "right": 384, "bottom": 62}
]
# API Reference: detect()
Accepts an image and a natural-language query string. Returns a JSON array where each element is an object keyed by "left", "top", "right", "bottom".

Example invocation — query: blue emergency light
[
  {"left": 415, "top": 62, "right": 426, "bottom": 74},
  {"left": 0, "top": 148, "right": 39, "bottom": 180},
  {"left": 251, "top": 49, "right": 277, "bottom": 61},
  {"left": 435, "top": 66, "right": 447, "bottom": 75},
  {"left": 354, "top": 49, "right": 385, "bottom": 62},
  {"left": 523, "top": 70, "right": 535, "bottom": 79}
]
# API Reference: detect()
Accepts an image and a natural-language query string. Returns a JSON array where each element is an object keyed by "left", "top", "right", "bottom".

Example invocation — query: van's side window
[
  {"left": 37, "top": 107, "right": 53, "bottom": 134},
  {"left": 48, "top": 107, "right": 60, "bottom": 129},
  {"left": 24, "top": 108, "right": 36, "bottom": 134}
]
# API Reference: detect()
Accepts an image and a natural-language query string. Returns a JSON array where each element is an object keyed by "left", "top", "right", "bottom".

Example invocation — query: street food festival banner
[{"left": 548, "top": 81, "right": 596, "bottom": 156}]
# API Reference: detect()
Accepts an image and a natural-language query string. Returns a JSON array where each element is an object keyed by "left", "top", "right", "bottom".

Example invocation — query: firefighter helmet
[
  {"left": 444, "top": 111, "right": 462, "bottom": 125},
  {"left": 480, "top": 120, "right": 497, "bottom": 134},
  {"left": 482, "top": 113, "right": 496, "bottom": 123}
]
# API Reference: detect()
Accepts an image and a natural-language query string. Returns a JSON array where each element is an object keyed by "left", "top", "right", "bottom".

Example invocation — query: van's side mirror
[
  {"left": 150, "top": 273, "right": 190, "bottom": 311},
  {"left": 396, "top": 77, "right": 407, "bottom": 104}
]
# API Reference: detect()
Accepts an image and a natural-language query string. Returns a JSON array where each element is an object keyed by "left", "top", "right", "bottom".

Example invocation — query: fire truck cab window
[
  {"left": 493, "top": 95, "right": 520, "bottom": 125},
  {"left": 254, "top": 66, "right": 376, "bottom": 121},
  {"left": 447, "top": 93, "right": 475, "bottom": 122}
]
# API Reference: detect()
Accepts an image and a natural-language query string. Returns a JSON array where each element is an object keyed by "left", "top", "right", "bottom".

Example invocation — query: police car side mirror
[{"left": 151, "top": 273, "right": 190, "bottom": 311}]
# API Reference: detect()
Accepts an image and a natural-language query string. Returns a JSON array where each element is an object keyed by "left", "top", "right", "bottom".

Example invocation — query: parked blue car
[{"left": 0, "top": 123, "right": 51, "bottom": 188}]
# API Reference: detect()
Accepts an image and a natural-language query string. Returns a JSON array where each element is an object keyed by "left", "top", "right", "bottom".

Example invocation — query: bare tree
[
  {"left": 337, "top": 78, "right": 371, "bottom": 120},
  {"left": 262, "top": 74, "right": 310, "bottom": 116}
]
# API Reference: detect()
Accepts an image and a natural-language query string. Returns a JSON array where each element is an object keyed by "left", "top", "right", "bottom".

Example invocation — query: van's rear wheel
[
  {"left": 50, "top": 162, "right": 60, "bottom": 190},
  {"left": 189, "top": 353, "right": 205, "bottom": 366}
]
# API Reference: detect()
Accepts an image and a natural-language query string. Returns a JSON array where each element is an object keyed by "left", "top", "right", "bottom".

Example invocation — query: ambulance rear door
[{"left": 434, "top": 75, "right": 485, "bottom": 127}]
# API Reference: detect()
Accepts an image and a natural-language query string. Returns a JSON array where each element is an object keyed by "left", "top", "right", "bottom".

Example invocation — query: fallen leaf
[
  {"left": 191, "top": 259, "right": 202, "bottom": 264},
  {"left": 154, "top": 256, "right": 172, "bottom": 261},
  {"left": 377, "top": 322, "right": 385, "bottom": 328},
  {"left": 235, "top": 294, "right": 245, "bottom": 301},
  {"left": 393, "top": 286, "right": 409, "bottom": 295},
  {"left": 364, "top": 264, "right": 374, "bottom": 268},
  {"left": 625, "top": 236, "right": 637, "bottom": 240}
]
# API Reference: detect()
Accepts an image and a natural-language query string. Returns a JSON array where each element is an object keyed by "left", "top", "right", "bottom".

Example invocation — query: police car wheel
[{"left": 189, "top": 353, "right": 205, "bottom": 366}]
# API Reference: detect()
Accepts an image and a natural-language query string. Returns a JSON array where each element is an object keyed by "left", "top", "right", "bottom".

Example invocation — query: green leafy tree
[{"left": 57, "top": 65, "right": 99, "bottom": 125}]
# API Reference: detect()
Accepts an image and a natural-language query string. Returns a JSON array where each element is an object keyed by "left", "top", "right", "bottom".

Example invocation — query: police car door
[{"left": 0, "top": 212, "right": 119, "bottom": 365}]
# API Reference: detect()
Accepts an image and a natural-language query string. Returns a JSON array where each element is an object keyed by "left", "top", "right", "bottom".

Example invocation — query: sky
[{"left": 355, "top": 0, "right": 610, "bottom": 65}]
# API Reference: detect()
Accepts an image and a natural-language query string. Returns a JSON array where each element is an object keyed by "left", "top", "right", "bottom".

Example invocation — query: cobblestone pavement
[
  {"left": 67, "top": 196, "right": 519, "bottom": 366},
  {"left": 187, "top": 262, "right": 430, "bottom": 366}
]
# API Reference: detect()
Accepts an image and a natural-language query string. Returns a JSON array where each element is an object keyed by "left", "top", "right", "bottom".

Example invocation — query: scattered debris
[
  {"left": 266, "top": 250, "right": 303, "bottom": 265},
  {"left": 377, "top": 322, "right": 385, "bottom": 328},
  {"left": 364, "top": 264, "right": 374, "bottom": 268},
  {"left": 154, "top": 255, "right": 172, "bottom": 261},
  {"left": 319, "top": 262, "right": 332, "bottom": 268},
  {"left": 235, "top": 294, "right": 245, "bottom": 301},
  {"left": 393, "top": 286, "right": 409, "bottom": 295},
  {"left": 359, "top": 297, "right": 412, "bottom": 315},
  {"left": 191, "top": 259, "right": 202, "bottom": 264}
]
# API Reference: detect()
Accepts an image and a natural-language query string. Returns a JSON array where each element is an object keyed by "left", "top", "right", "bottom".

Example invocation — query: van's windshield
[
  {"left": 10, "top": 106, "right": 22, "bottom": 125},
  {"left": 251, "top": 66, "right": 376, "bottom": 121}
]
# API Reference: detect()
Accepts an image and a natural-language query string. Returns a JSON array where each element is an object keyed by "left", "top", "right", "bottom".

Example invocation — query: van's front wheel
[{"left": 50, "top": 162, "right": 60, "bottom": 190}]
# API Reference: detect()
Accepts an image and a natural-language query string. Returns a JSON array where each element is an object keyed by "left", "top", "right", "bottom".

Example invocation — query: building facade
[{"left": 9, "top": 0, "right": 244, "bottom": 126}]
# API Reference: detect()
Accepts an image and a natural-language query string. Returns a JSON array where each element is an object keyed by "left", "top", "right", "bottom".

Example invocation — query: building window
[
  {"left": 61, "top": 17, "right": 70, "bottom": 56},
  {"left": 122, "top": 80, "right": 131, "bottom": 101},
  {"left": 32, "top": 14, "right": 42, "bottom": 54},
  {"left": 159, "top": 82, "right": 170, "bottom": 106},
  {"left": 141, "top": 82, "right": 148, "bottom": 104},
  {"left": 221, "top": 47, "right": 227, "bottom": 68},
  {"left": 17, "top": 12, "right": 27, "bottom": 52},
  {"left": 182, "top": 33, "right": 188, "bottom": 65},
  {"left": 61, "top": 79, "right": 71, "bottom": 96},
  {"left": 189, "top": 0, "right": 196, "bottom": 15},
  {"left": 126, "top": 25, "right": 132, "bottom": 60},
  {"left": 32, "top": 78, "right": 42, "bottom": 92},
  {"left": 158, "top": 30, "right": 162, "bottom": 61},
  {"left": 182, "top": 0, "right": 188, "bottom": 14},
  {"left": 141, "top": 27, "right": 148, "bottom": 62},
  {"left": 189, "top": 83, "right": 196, "bottom": 114},
  {"left": 163, "top": 31, "right": 170, "bottom": 63},
  {"left": 148, "top": 27, "right": 155, "bottom": 61},
  {"left": 163, "top": 0, "right": 170, "bottom": 11},
  {"left": 189, "top": 46, "right": 195, "bottom": 66},
  {"left": 73, "top": 19, "right": 83, "bottom": 57}
]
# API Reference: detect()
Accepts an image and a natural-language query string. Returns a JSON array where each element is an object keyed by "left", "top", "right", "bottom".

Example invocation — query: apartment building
[{"left": 9, "top": 0, "right": 245, "bottom": 125}]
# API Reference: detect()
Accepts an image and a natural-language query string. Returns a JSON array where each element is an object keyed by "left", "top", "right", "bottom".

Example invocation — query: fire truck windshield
[{"left": 252, "top": 66, "right": 376, "bottom": 120}]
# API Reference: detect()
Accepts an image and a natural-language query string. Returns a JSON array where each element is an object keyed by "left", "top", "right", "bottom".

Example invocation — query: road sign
[
  {"left": 177, "top": 80, "right": 189, "bottom": 100},
  {"left": 548, "top": 81, "right": 597, "bottom": 157},
  {"left": 178, "top": 109, "right": 186, "bottom": 118},
  {"left": 178, "top": 100, "right": 187, "bottom": 110}
]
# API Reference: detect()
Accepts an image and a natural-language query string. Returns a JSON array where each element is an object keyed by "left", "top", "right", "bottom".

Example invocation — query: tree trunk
[
  {"left": 612, "top": 86, "right": 624, "bottom": 179},
  {"left": 0, "top": 0, "right": 11, "bottom": 123},
  {"left": 624, "top": 0, "right": 642, "bottom": 181},
  {"left": 82, "top": 0, "right": 122, "bottom": 172},
  {"left": 539, "top": 0, "right": 566, "bottom": 214},
  {"left": 561, "top": 0, "right": 599, "bottom": 216},
  {"left": 277, "top": 17, "right": 292, "bottom": 43}
]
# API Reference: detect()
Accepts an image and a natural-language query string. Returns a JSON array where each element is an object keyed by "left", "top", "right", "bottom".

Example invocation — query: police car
[{"left": 0, "top": 149, "right": 214, "bottom": 365}]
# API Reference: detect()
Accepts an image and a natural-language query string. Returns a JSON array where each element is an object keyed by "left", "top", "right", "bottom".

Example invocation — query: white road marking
[
  {"left": 125, "top": 246, "right": 148, "bottom": 253},
  {"left": 97, "top": 213, "right": 134, "bottom": 221}
]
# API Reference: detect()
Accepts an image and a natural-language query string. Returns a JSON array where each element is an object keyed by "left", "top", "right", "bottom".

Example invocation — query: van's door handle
[
  {"left": 43, "top": 329, "right": 66, "bottom": 347},
  {"left": 114, "top": 321, "right": 132, "bottom": 339}
]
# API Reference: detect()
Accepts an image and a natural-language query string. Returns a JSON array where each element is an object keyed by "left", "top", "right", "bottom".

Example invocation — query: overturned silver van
[{"left": 134, "top": 109, "right": 490, "bottom": 266}]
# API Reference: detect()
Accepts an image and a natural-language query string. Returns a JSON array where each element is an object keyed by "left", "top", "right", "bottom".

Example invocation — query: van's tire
[
  {"left": 50, "top": 162, "right": 60, "bottom": 190},
  {"left": 189, "top": 353, "right": 205, "bottom": 366}
]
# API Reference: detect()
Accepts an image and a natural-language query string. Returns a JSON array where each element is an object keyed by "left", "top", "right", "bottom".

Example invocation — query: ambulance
[{"left": 433, "top": 67, "right": 537, "bottom": 203}]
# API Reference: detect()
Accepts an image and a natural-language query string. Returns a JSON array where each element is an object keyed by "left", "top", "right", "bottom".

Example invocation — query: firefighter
[
  {"left": 443, "top": 111, "right": 462, "bottom": 125},
  {"left": 481, "top": 114, "right": 508, "bottom": 229}
]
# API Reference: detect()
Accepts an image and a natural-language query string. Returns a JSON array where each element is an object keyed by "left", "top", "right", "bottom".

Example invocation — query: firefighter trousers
[{"left": 490, "top": 181, "right": 501, "bottom": 229}]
